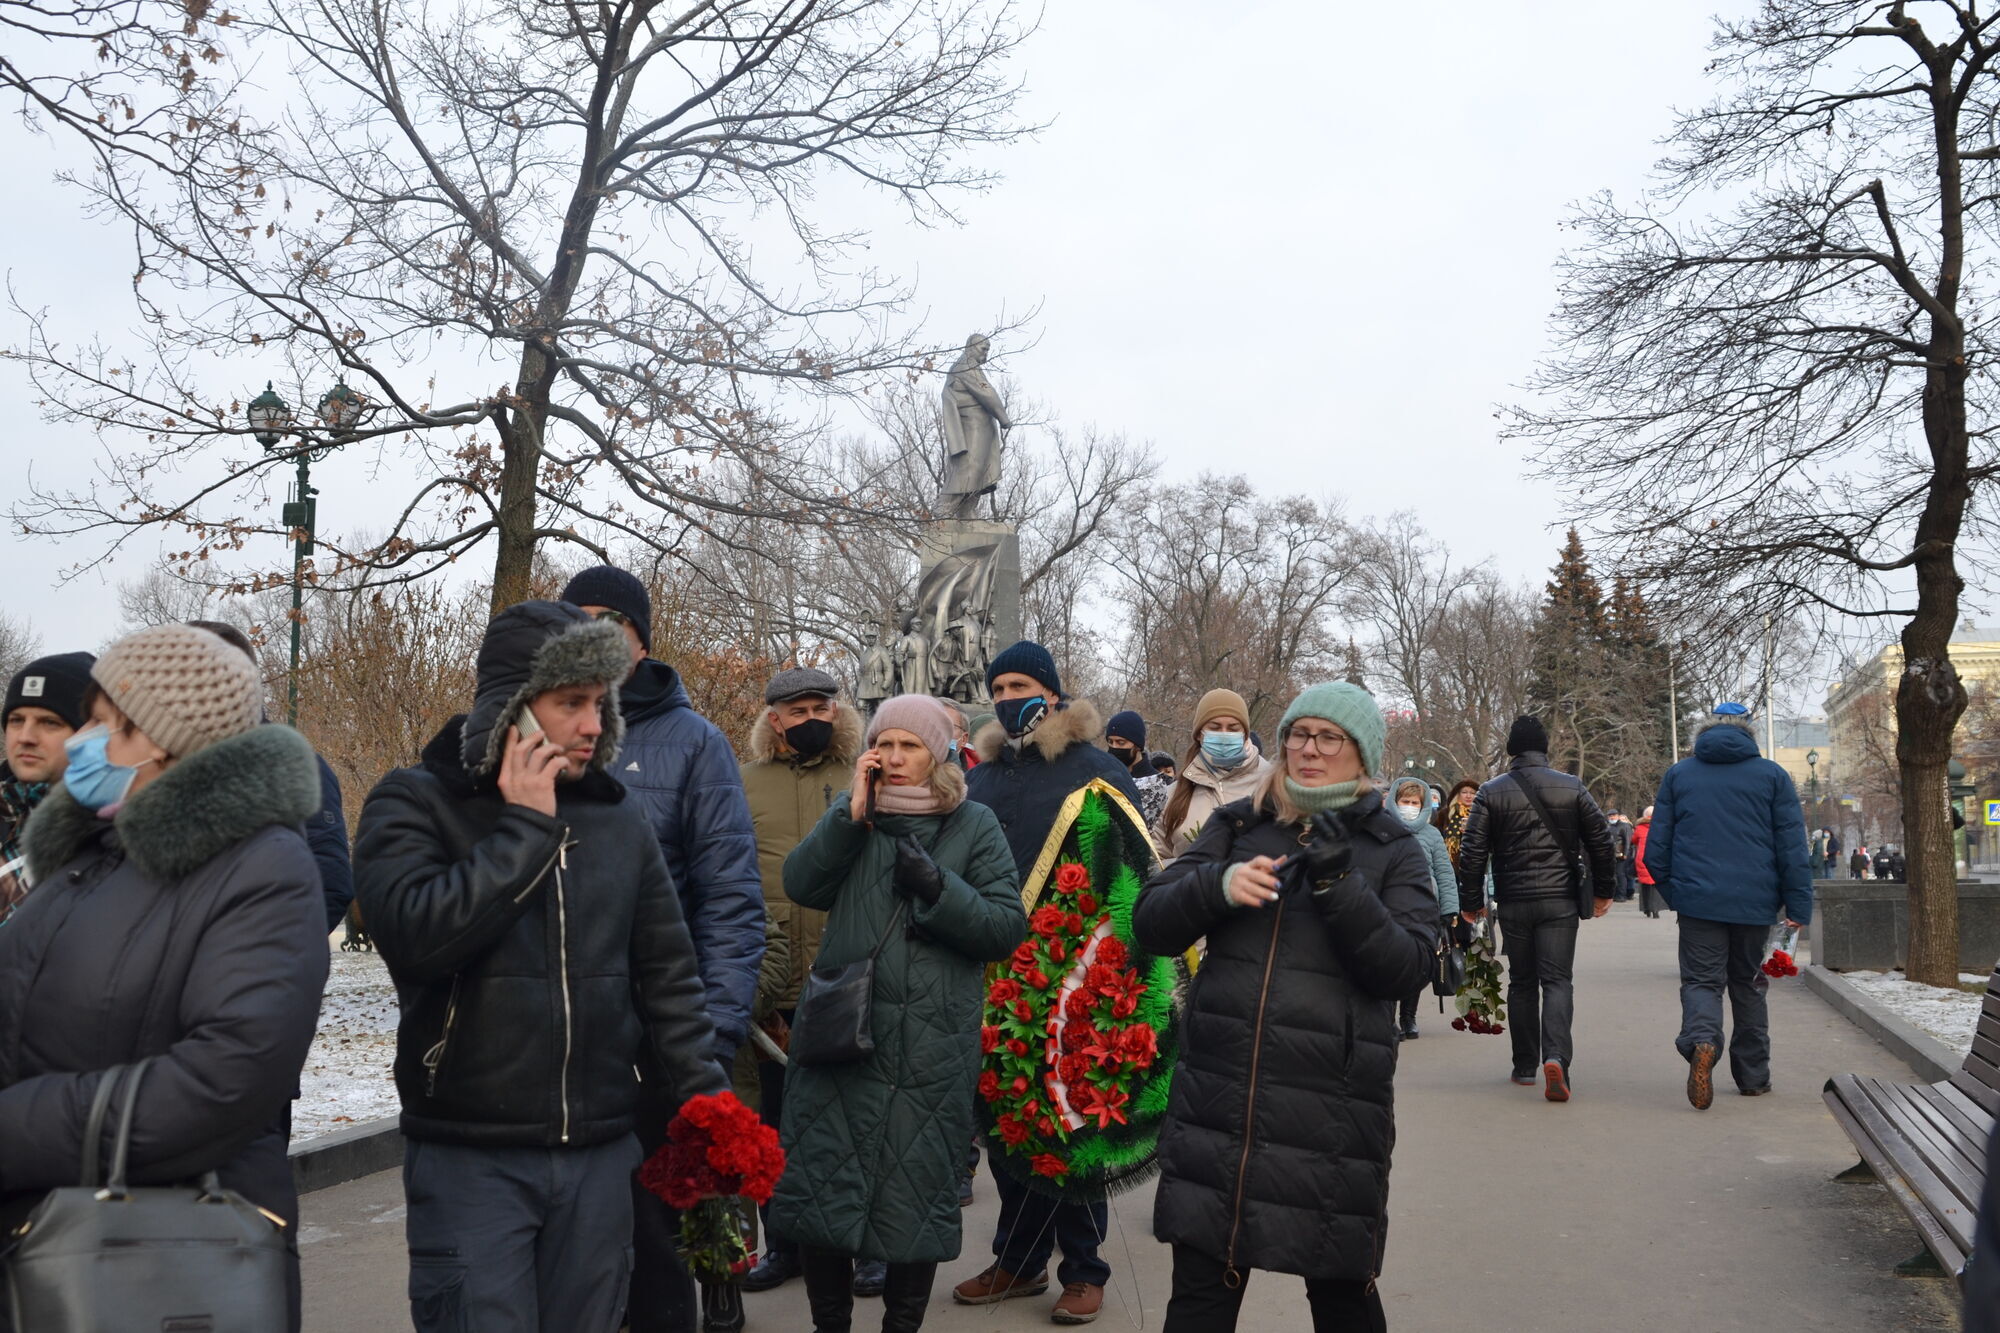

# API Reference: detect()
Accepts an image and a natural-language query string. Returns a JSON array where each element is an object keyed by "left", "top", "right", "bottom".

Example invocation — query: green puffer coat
[{"left": 769, "top": 797, "right": 1026, "bottom": 1263}]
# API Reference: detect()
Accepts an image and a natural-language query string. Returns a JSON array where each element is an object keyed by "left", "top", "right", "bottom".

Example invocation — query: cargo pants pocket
[{"left": 409, "top": 1249, "right": 468, "bottom": 1333}]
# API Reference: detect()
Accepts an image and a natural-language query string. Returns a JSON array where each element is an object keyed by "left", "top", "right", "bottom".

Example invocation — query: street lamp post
[{"left": 246, "top": 379, "right": 364, "bottom": 725}]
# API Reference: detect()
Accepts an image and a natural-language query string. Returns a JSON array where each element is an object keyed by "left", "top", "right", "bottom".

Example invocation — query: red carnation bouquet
[
  {"left": 639, "top": 1091, "right": 786, "bottom": 1283},
  {"left": 1760, "top": 949, "right": 1800, "bottom": 979}
]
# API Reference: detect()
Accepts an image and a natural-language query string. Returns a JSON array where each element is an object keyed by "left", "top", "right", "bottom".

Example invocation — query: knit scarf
[
  {"left": 873, "top": 782, "right": 952, "bottom": 816},
  {"left": 1284, "top": 778, "right": 1361, "bottom": 816}
]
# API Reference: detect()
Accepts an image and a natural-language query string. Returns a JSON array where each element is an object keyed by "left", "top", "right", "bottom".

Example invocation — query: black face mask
[
  {"left": 995, "top": 695, "right": 1049, "bottom": 739},
  {"left": 1108, "top": 743, "right": 1137, "bottom": 768},
  {"left": 784, "top": 718, "right": 834, "bottom": 759}
]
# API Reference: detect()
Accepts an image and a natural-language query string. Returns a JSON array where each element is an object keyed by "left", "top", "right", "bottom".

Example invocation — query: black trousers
[
  {"left": 1161, "top": 1244, "right": 1386, "bottom": 1333},
  {"left": 800, "top": 1246, "right": 936, "bottom": 1333},
  {"left": 1497, "top": 897, "right": 1579, "bottom": 1075}
]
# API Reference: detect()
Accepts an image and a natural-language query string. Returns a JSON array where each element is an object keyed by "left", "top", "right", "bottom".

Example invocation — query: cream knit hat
[{"left": 91, "top": 624, "right": 266, "bottom": 758}]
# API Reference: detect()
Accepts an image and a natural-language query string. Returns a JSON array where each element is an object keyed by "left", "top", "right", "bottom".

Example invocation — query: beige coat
[
  {"left": 1152, "top": 746, "right": 1274, "bottom": 864},
  {"left": 740, "top": 702, "right": 863, "bottom": 1006}
]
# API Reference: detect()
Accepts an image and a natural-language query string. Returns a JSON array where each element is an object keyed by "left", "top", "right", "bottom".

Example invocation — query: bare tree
[
  {"left": 1508, "top": 0, "right": 2000, "bottom": 984},
  {"left": 1102, "top": 475, "right": 1356, "bottom": 752},
  {"left": 0, "top": 613, "right": 44, "bottom": 685},
  {"left": 1346, "top": 512, "right": 1483, "bottom": 761},
  {"left": 11, "top": 0, "right": 1036, "bottom": 609}
]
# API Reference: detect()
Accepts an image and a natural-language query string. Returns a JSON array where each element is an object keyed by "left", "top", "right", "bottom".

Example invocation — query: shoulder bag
[
  {"left": 1511, "top": 771, "right": 1594, "bottom": 922},
  {"left": 788, "top": 898, "right": 907, "bottom": 1067},
  {"left": 4, "top": 1058, "right": 291, "bottom": 1333},
  {"left": 1430, "top": 919, "right": 1467, "bottom": 999}
]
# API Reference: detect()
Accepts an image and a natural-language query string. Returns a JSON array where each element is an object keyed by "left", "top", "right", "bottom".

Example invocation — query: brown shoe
[
  {"left": 952, "top": 1264, "right": 1049, "bottom": 1306},
  {"left": 1688, "top": 1042, "right": 1717, "bottom": 1110},
  {"left": 1052, "top": 1282, "right": 1103, "bottom": 1324}
]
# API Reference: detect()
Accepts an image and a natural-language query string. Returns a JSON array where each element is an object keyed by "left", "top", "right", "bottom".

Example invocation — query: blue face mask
[
  {"left": 995, "top": 695, "right": 1048, "bottom": 739},
  {"left": 1200, "top": 731, "right": 1247, "bottom": 767},
  {"left": 62, "top": 725, "right": 153, "bottom": 815}
]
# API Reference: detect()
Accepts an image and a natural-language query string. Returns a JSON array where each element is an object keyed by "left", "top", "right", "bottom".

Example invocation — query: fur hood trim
[
  {"left": 747, "top": 699, "right": 863, "bottom": 767},
  {"left": 24, "top": 724, "right": 321, "bottom": 884},
  {"left": 463, "top": 613, "right": 630, "bottom": 777},
  {"left": 974, "top": 697, "right": 1104, "bottom": 765}
]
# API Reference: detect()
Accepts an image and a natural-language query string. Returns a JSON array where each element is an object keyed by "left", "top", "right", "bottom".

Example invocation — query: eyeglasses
[
  {"left": 592, "top": 609, "right": 632, "bottom": 628},
  {"left": 1283, "top": 727, "right": 1350, "bottom": 756}
]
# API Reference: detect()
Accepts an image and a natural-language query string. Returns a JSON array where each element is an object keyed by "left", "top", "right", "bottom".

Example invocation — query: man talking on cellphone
[{"left": 356, "top": 601, "right": 725, "bottom": 1333}]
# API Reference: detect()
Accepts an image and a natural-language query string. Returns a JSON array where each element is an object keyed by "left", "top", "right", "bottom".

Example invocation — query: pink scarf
[{"left": 873, "top": 782, "right": 955, "bottom": 816}]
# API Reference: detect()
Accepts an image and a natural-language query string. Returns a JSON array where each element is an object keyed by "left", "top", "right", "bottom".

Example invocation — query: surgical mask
[
  {"left": 783, "top": 718, "right": 834, "bottom": 759},
  {"left": 1200, "top": 732, "right": 1247, "bottom": 767},
  {"left": 1396, "top": 801, "right": 1424, "bottom": 825},
  {"left": 995, "top": 695, "right": 1048, "bottom": 739},
  {"left": 62, "top": 725, "right": 154, "bottom": 815}
]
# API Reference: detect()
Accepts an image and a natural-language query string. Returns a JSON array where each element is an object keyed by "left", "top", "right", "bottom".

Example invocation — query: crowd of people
[{"left": 0, "top": 566, "right": 1974, "bottom": 1333}]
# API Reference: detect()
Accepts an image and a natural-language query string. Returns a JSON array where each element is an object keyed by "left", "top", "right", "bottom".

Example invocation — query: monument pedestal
[{"left": 918, "top": 520, "right": 1021, "bottom": 647}]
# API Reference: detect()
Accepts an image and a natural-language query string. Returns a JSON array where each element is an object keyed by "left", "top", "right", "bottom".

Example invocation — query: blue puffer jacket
[
  {"left": 1388, "top": 776, "right": 1458, "bottom": 915},
  {"left": 1646, "top": 724, "right": 1813, "bottom": 927},
  {"left": 617, "top": 658, "right": 765, "bottom": 1059},
  {"left": 967, "top": 699, "right": 1142, "bottom": 881}
]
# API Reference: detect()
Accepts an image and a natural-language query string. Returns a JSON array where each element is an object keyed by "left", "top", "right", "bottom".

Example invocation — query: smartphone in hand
[{"left": 515, "top": 708, "right": 545, "bottom": 740}]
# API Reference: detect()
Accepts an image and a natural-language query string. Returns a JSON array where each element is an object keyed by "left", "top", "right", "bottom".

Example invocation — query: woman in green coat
[{"left": 771, "top": 694, "right": 1027, "bottom": 1333}]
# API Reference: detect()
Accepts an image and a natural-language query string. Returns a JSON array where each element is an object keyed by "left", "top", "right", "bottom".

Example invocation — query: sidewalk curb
[
  {"left": 1802, "top": 965, "right": 1960, "bottom": 1084},
  {"left": 291, "top": 1117, "right": 403, "bottom": 1195}
]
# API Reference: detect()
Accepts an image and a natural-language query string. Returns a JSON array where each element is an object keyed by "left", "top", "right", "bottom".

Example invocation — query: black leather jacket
[
  {"left": 1455, "top": 753, "right": 1618, "bottom": 912},
  {"left": 356, "top": 717, "right": 725, "bottom": 1148}
]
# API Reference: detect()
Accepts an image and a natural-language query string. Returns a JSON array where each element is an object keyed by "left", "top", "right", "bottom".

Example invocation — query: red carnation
[
  {"left": 1094, "top": 937, "right": 1129, "bottom": 970},
  {"left": 989, "top": 977, "right": 1022, "bottom": 1005},
  {"left": 1064, "top": 989, "right": 1095, "bottom": 1022},
  {"left": 1114, "top": 1023, "right": 1158, "bottom": 1068},
  {"left": 1085, "top": 964, "right": 1121, "bottom": 994},
  {"left": 1031, "top": 1153, "right": 1068, "bottom": 1178},
  {"left": 1031, "top": 905, "right": 1066, "bottom": 937},
  {"left": 979, "top": 1070, "right": 1002, "bottom": 1101},
  {"left": 1058, "top": 1053, "right": 1093, "bottom": 1086},
  {"left": 1054, "top": 862, "right": 1090, "bottom": 895},
  {"left": 1112, "top": 992, "right": 1140, "bottom": 1019}
]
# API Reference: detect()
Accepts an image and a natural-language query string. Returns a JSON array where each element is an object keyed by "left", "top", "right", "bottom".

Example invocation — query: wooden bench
[{"left": 1823, "top": 963, "right": 2000, "bottom": 1281}]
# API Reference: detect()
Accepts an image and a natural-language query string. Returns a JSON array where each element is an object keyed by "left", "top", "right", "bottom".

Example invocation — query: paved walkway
[{"left": 299, "top": 905, "right": 1965, "bottom": 1330}]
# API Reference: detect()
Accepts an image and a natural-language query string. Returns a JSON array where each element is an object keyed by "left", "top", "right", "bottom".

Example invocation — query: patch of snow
[
  {"left": 295, "top": 948, "right": 402, "bottom": 1140},
  {"left": 1840, "top": 970, "right": 1987, "bottom": 1054}
]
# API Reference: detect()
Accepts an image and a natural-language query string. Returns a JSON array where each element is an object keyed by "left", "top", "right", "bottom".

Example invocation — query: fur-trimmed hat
[{"left": 461, "top": 601, "right": 631, "bottom": 776}]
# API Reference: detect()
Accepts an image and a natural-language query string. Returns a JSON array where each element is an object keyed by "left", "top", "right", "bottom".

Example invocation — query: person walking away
[
  {"left": 1873, "top": 845, "right": 1894, "bottom": 881},
  {"left": 1135, "top": 681, "right": 1434, "bottom": 1333},
  {"left": 187, "top": 621, "right": 355, "bottom": 932},
  {"left": 559, "top": 566, "right": 766, "bottom": 1333},
  {"left": 1107, "top": 709, "right": 1168, "bottom": 829},
  {"left": 1643, "top": 706, "right": 1812, "bottom": 1107},
  {"left": 1607, "top": 809, "right": 1636, "bottom": 901},
  {"left": 355, "top": 602, "right": 725, "bottom": 1333},
  {"left": 0, "top": 626, "right": 328, "bottom": 1330},
  {"left": 1456, "top": 715, "right": 1618, "bottom": 1102},
  {"left": 741, "top": 667, "right": 865, "bottom": 1294},
  {"left": 952, "top": 640, "right": 1146, "bottom": 1326},
  {"left": 771, "top": 695, "right": 1027, "bottom": 1333},
  {"left": 1389, "top": 774, "right": 1457, "bottom": 1040},
  {"left": 1634, "top": 807, "right": 1666, "bottom": 918},
  {"left": 0, "top": 651, "right": 94, "bottom": 924},
  {"left": 1889, "top": 845, "right": 1908, "bottom": 881},
  {"left": 1850, "top": 845, "right": 1869, "bottom": 880},
  {"left": 1152, "top": 689, "right": 1273, "bottom": 865}
]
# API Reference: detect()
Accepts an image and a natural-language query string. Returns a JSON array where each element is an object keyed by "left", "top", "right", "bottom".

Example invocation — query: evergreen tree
[{"left": 1525, "top": 530, "right": 1614, "bottom": 788}]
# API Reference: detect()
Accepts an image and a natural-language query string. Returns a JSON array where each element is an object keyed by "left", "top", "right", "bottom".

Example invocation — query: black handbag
[
  {"left": 4, "top": 1058, "right": 291, "bottom": 1333},
  {"left": 1431, "top": 921, "right": 1467, "bottom": 998},
  {"left": 788, "top": 900, "right": 908, "bottom": 1067},
  {"left": 1512, "top": 770, "right": 1594, "bottom": 921}
]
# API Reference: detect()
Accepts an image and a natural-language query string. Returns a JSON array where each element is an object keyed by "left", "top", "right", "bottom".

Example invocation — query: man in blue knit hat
[{"left": 953, "top": 641, "right": 1143, "bottom": 1326}]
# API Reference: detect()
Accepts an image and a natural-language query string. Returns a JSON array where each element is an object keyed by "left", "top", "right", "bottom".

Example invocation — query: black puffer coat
[
  {"left": 354, "top": 602, "right": 726, "bottom": 1147},
  {"left": 1133, "top": 790, "right": 1436, "bottom": 1281},
  {"left": 0, "top": 726, "right": 327, "bottom": 1238},
  {"left": 1454, "top": 752, "right": 1618, "bottom": 912}
]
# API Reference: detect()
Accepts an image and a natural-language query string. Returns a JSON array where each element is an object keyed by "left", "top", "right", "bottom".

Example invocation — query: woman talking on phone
[
  {"left": 1134, "top": 682, "right": 1436, "bottom": 1333},
  {"left": 769, "top": 694, "right": 1026, "bottom": 1333}
]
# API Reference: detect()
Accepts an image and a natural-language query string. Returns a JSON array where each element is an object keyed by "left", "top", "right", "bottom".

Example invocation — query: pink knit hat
[{"left": 866, "top": 694, "right": 955, "bottom": 766}]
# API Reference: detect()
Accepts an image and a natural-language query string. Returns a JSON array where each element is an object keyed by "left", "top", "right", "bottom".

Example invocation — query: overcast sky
[{"left": 0, "top": 0, "right": 1956, "bottom": 707}]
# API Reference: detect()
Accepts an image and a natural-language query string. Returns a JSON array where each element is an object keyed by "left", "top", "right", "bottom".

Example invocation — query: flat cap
[{"left": 765, "top": 666, "right": 841, "bottom": 705}]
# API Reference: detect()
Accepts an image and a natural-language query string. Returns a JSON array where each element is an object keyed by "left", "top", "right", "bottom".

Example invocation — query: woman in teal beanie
[{"left": 1134, "top": 681, "right": 1436, "bottom": 1331}]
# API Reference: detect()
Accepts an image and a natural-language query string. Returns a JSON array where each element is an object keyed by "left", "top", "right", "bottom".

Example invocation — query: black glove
[
  {"left": 893, "top": 835, "right": 944, "bottom": 907},
  {"left": 1300, "top": 809, "right": 1355, "bottom": 887}
]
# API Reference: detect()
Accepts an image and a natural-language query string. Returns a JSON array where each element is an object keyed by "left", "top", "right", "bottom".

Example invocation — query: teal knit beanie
[{"left": 1278, "top": 681, "right": 1385, "bottom": 777}]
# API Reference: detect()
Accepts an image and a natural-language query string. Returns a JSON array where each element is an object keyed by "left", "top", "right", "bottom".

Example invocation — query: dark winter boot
[
  {"left": 800, "top": 1246, "right": 856, "bottom": 1333},
  {"left": 880, "top": 1261, "right": 938, "bottom": 1333}
]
